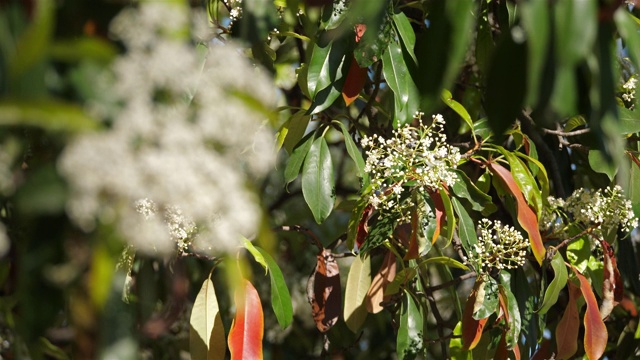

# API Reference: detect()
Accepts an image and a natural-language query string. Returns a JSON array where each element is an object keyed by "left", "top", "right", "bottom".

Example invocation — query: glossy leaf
[
  {"left": 439, "top": 187, "right": 455, "bottom": 245},
  {"left": 382, "top": 38, "right": 419, "bottom": 127},
  {"left": 302, "top": 136, "right": 336, "bottom": 223},
  {"left": 366, "top": 251, "right": 396, "bottom": 313},
  {"left": 282, "top": 110, "right": 311, "bottom": 154},
  {"left": 571, "top": 267, "right": 608, "bottom": 360},
  {"left": 441, "top": 89, "right": 476, "bottom": 138},
  {"left": 319, "top": 0, "right": 349, "bottom": 30},
  {"left": 555, "top": 281, "right": 581, "bottom": 360},
  {"left": 566, "top": 234, "right": 590, "bottom": 273},
  {"left": 473, "top": 276, "right": 500, "bottom": 320},
  {"left": 451, "top": 169, "right": 494, "bottom": 213},
  {"left": 254, "top": 247, "right": 294, "bottom": 329},
  {"left": 489, "top": 162, "right": 545, "bottom": 265},
  {"left": 397, "top": 292, "right": 424, "bottom": 359},
  {"left": 451, "top": 197, "right": 478, "bottom": 254},
  {"left": 306, "top": 36, "right": 348, "bottom": 100},
  {"left": 243, "top": 240, "right": 267, "bottom": 274},
  {"left": 538, "top": 252, "right": 568, "bottom": 315},
  {"left": 341, "top": 57, "right": 368, "bottom": 106},
  {"left": 284, "top": 132, "right": 314, "bottom": 184},
  {"left": 190, "top": 277, "right": 226, "bottom": 360},
  {"left": 462, "top": 279, "right": 489, "bottom": 350},
  {"left": 307, "top": 249, "right": 341, "bottom": 332},
  {"left": 498, "top": 274, "right": 521, "bottom": 351},
  {"left": 496, "top": 146, "right": 543, "bottom": 218},
  {"left": 228, "top": 280, "right": 264, "bottom": 360},
  {"left": 344, "top": 253, "right": 372, "bottom": 333},
  {"left": 392, "top": 11, "right": 417, "bottom": 64},
  {"left": 335, "top": 121, "right": 366, "bottom": 179}
]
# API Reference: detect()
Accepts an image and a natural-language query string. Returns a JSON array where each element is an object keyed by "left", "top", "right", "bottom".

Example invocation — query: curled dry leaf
[
  {"left": 365, "top": 251, "right": 397, "bottom": 313},
  {"left": 462, "top": 279, "right": 489, "bottom": 350},
  {"left": 307, "top": 248, "right": 342, "bottom": 332},
  {"left": 600, "top": 240, "right": 623, "bottom": 320}
]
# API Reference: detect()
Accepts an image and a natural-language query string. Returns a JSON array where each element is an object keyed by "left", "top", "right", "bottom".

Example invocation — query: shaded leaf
[
  {"left": 462, "top": 279, "right": 489, "bottom": 350},
  {"left": 428, "top": 190, "right": 446, "bottom": 244},
  {"left": 366, "top": 251, "right": 396, "bottom": 313},
  {"left": 617, "top": 106, "right": 640, "bottom": 135},
  {"left": 571, "top": 266, "right": 608, "bottom": 360},
  {"left": 342, "top": 57, "right": 368, "bottom": 106},
  {"left": 588, "top": 150, "right": 618, "bottom": 181},
  {"left": 600, "top": 240, "right": 623, "bottom": 320},
  {"left": 451, "top": 169, "right": 495, "bottom": 213},
  {"left": 8, "top": 0, "right": 54, "bottom": 80},
  {"left": 488, "top": 162, "right": 545, "bottom": 265},
  {"left": 392, "top": 12, "right": 417, "bottom": 64},
  {"left": 254, "top": 247, "right": 294, "bottom": 329},
  {"left": 441, "top": 89, "right": 476, "bottom": 139},
  {"left": 190, "top": 277, "right": 226, "bottom": 360},
  {"left": 538, "top": 251, "right": 568, "bottom": 315},
  {"left": 403, "top": 208, "right": 420, "bottom": 260},
  {"left": 498, "top": 274, "right": 521, "bottom": 351},
  {"left": 451, "top": 197, "right": 478, "bottom": 255},
  {"left": 228, "top": 279, "right": 264, "bottom": 360},
  {"left": 382, "top": 38, "right": 419, "bottom": 127},
  {"left": 520, "top": 0, "right": 550, "bottom": 107},
  {"left": 0, "top": 100, "right": 98, "bottom": 132},
  {"left": 335, "top": 121, "right": 366, "bottom": 179},
  {"left": 284, "top": 131, "right": 314, "bottom": 184},
  {"left": 555, "top": 281, "right": 581, "bottom": 360},
  {"left": 307, "top": 249, "right": 341, "bottom": 332},
  {"left": 306, "top": 35, "right": 348, "bottom": 100},
  {"left": 344, "top": 253, "right": 372, "bottom": 333},
  {"left": 302, "top": 136, "right": 336, "bottom": 223},
  {"left": 282, "top": 110, "right": 311, "bottom": 154},
  {"left": 397, "top": 292, "right": 424, "bottom": 359}
]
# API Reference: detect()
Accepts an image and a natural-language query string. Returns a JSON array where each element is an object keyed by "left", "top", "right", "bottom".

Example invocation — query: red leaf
[
  {"left": 228, "top": 279, "right": 264, "bottom": 360},
  {"left": 342, "top": 57, "right": 368, "bottom": 106},
  {"left": 462, "top": 279, "right": 488, "bottom": 350},
  {"left": 356, "top": 204, "right": 374, "bottom": 249},
  {"left": 307, "top": 249, "right": 342, "bottom": 332},
  {"left": 619, "top": 295, "right": 637, "bottom": 317},
  {"left": 488, "top": 162, "right": 546, "bottom": 265},
  {"left": 354, "top": 24, "right": 366, "bottom": 43},
  {"left": 555, "top": 281, "right": 581, "bottom": 360},
  {"left": 428, "top": 190, "right": 446, "bottom": 245},
  {"left": 403, "top": 208, "right": 420, "bottom": 260},
  {"left": 365, "top": 251, "right": 396, "bottom": 313},
  {"left": 531, "top": 339, "right": 553, "bottom": 360},
  {"left": 494, "top": 332, "right": 509, "bottom": 360},
  {"left": 571, "top": 266, "right": 608, "bottom": 360}
]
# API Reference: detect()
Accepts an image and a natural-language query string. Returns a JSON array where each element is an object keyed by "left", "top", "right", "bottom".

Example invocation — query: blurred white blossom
[{"left": 59, "top": 1, "right": 276, "bottom": 256}]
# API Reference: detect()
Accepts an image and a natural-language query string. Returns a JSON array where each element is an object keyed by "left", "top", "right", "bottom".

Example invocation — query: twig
[
  {"left": 424, "top": 287, "right": 449, "bottom": 358},
  {"left": 276, "top": 225, "right": 324, "bottom": 251},
  {"left": 541, "top": 127, "right": 591, "bottom": 137},
  {"left": 427, "top": 272, "right": 477, "bottom": 292},
  {"left": 549, "top": 225, "right": 597, "bottom": 254},
  {"left": 425, "top": 333, "right": 461, "bottom": 344}
]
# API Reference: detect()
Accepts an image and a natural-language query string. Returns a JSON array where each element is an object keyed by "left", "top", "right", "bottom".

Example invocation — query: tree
[{"left": 0, "top": 0, "right": 640, "bottom": 359}]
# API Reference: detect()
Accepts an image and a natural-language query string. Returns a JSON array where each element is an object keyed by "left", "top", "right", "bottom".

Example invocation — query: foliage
[{"left": 1, "top": 0, "right": 640, "bottom": 359}]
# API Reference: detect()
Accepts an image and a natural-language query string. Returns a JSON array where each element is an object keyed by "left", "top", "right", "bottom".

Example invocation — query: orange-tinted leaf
[
  {"left": 356, "top": 204, "right": 374, "bottom": 249},
  {"left": 600, "top": 240, "right": 623, "bottom": 320},
  {"left": 366, "top": 251, "right": 396, "bottom": 313},
  {"left": 462, "top": 279, "right": 489, "bottom": 350},
  {"left": 307, "top": 249, "right": 341, "bottom": 332},
  {"left": 488, "top": 162, "right": 545, "bottom": 265},
  {"left": 556, "top": 281, "right": 581, "bottom": 360},
  {"left": 495, "top": 331, "right": 520, "bottom": 360},
  {"left": 355, "top": 24, "right": 366, "bottom": 43},
  {"left": 619, "top": 295, "right": 637, "bottom": 317},
  {"left": 342, "top": 57, "right": 368, "bottom": 106},
  {"left": 228, "top": 280, "right": 264, "bottom": 360},
  {"left": 571, "top": 266, "right": 608, "bottom": 360},
  {"left": 428, "top": 190, "right": 446, "bottom": 244}
]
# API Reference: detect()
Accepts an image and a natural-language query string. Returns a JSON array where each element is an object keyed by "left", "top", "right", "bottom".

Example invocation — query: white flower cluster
[
  {"left": 564, "top": 186, "right": 638, "bottom": 233},
  {"left": 59, "top": 2, "right": 276, "bottom": 256},
  {"left": 467, "top": 219, "right": 528, "bottom": 273},
  {"left": 361, "top": 113, "right": 460, "bottom": 215},
  {"left": 539, "top": 196, "right": 566, "bottom": 233},
  {"left": 224, "top": 0, "right": 243, "bottom": 23},
  {"left": 622, "top": 76, "right": 637, "bottom": 104}
]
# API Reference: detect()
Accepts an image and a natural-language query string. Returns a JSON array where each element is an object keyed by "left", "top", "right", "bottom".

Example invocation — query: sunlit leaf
[
  {"left": 382, "top": 38, "right": 419, "bottom": 128},
  {"left": 571, "top": 267, "right": 608, "bottom": 360},
  {"left": 344, "top": 253, "right": 371, "bottom": 333},
  {"left": 254, "top": 247, "right": 294, "bottom": 329},
  {"left": 244, "top": 240, "right": 268, "bottom": 274},
  {"left": 441, "top": 89, "right": 476, "bottom": 139},
  {"left": 307, "top": 249, "right": 341, "bottom": 332},
  {"left": 190, "top": 277, "right": 226, "bottom": 360},
  {"left": 451, "top": 169, "right": 495, "bottom": 213},
  {"left": 600, "top": 240, "right": 622, "bottom": 320},
  {"left": 462, "top": 279, "right": 489, "bottom": 350},
  {"left": 488, "top": 162, "right": 545, "bottom": 265},
  {"left": 307, "top": 35, "right": 348, "bottom": 99},
  {"left": 228, "top": 279, "right": 264, "bottom": 360},
  {"left": 366, "top": 251, "right": 396, "bottom": 313},
  {"left": 538, "top": 252, "right": 568, "bottom": 315},
  {"left": 392, "top": 12, "right": 417, "bottom": 64},
  {"left": 428, "top": 190, "right": 446, "bottom": 244},
  {"left": 418, "top": 256, "right": 469, "bottom": 271},
  {"left": 473, "top": 276, "right": 499, "bottom": 320},
  {"left": 302, "top": 136, "right": 336, "bottom": 223}
]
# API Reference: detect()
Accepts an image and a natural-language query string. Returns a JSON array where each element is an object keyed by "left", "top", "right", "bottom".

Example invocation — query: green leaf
[
  {"left": 520, "top": 0, "right": 550, "bottom": 107},
  {"left": 320, "top": 0, "right": 349, "bottom": 30},
  {"left": 439, "top": 187, "right": 456, "bottom": 245},
  {"left": 190, "top": 277, "right": 226, "bottom": 360},
  {"left": 284, "top": 131, "right": 314, "bottom": 184},
  {"left": 441, "top": 89, "right": 476, "bottom": 139},
  {"left": 8, "top": 0, "right": 55, "bottom": 81},
  {"left": 617, "top": 106, "right": 640, "bottom": 135},
  {"left": 302, "top": 136, "right": 336, "bottom": 223},
  {"left": 588, "top": 150, "right": 618, "bottom": 181},
  {"left": 417, "top": 256, "right": 468, "bottom": 271},
  {"left": 344, "top": 253, "right": 372, "bottom": 333},
  {"left": 254, "top": 246, "right": 294, "bottom": 329},
  {"left": 397, "top": 292, "right": 424, "bottom": 359},
  {"left": 382, "top": 38, "right": 419, "bottom": 127},
  {"left": 307, "top": 36, "right": 348, "bottom": 100},
  {"left": 626, "top": 156, "right": 640, "bottom": 219},
  {"left": 555, "top": 0, "right": 597, "bottom": 67},
  {"left": 335, "top": 121, "right": 366, "bottom": 179},
  {"left": 451, "top": 169, "right": 494, "bottom": 212},
  {"left": 498, "top": 274, "right": 521, "bottom": 350},
  {"left": 392, "top": 11, "right": 417, "bottom": 64},
  {"left": 496, "top": 146, "right": 543, "bottom": 218},
  {"left": 244, "top": 239, "right": 268, "bottom": 274},
  {"left": 282, "top": 110, "right": 311, "bottom": 154},
  {"left": 49, "top": 37, "right": 117, "bottom": 64},
  {"left": 615, "top": 8, "right": 640, "bottom": 72},
  {"left": 473, "top": 276, "right": 499, "bottom": 320},
  {"left": 352, "top": 2, "right": 392, "bottom": 68},
  {"left": 451, "top": 197, "right": 478, "bottom": 254},
  {"left": 0, "top": 100, "right": 98, "bottom": 132},
  {"left": 384, "top": 267, "right": 417, "bottom": 297},
  {"left": 538, "top": 252, "right": 568, "bottom": 314},
  {"left": 566, "top": 232, "right": 590, "bottom": 274}
]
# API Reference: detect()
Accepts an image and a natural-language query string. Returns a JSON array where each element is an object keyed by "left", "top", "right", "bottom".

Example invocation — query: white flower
[
  {"left": 59, "top": 2, "right": 276, "bottom": 256},
  {"left": 467, "top": 219, "right": 528, "bottom": 274}
]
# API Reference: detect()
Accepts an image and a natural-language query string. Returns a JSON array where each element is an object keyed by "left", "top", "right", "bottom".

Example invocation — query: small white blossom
[
  {"left": 564, "top": 186, "right": 638, "bottom": 234},
  {"left": 467, "top": 219, "right": 528, "bottom": 274}
]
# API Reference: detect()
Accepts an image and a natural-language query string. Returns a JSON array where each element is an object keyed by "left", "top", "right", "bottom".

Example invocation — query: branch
[
  {"left": 427, "top": 272, "right": 477, "bottom": 292},
  {"left": 275, "top": 225, "right": 323, "bottom": 251},
  {"left": 541, "top": 127, "right": 591, "bottom": 137}
]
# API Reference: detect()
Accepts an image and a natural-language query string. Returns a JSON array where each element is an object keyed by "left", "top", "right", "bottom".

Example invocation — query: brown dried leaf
[{"left": 307, "top": 248, "right": 341, "bottom": 332}]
